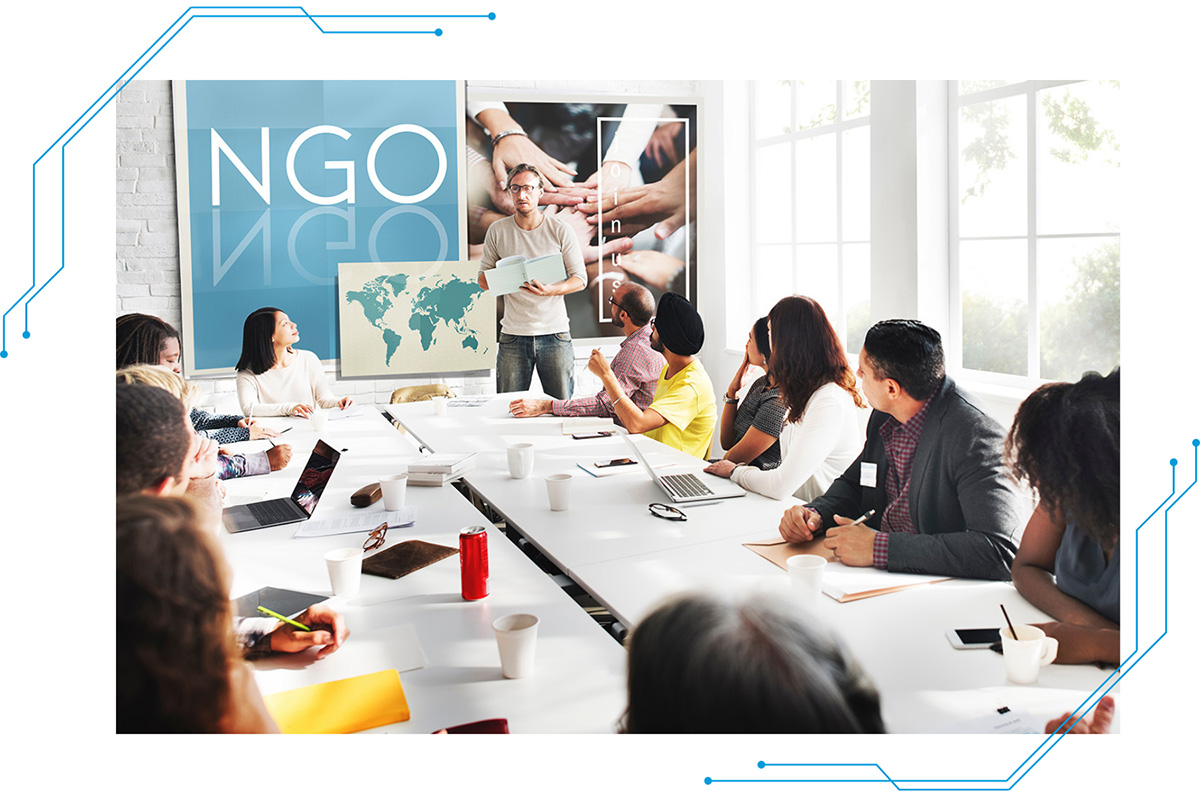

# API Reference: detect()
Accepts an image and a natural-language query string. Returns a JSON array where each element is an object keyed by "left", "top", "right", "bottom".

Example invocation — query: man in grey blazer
[{"left": 779, "top": 320, "right": 1024, "bottom": 581}]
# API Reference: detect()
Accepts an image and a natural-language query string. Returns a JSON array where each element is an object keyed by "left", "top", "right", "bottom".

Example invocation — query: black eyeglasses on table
[{"left": 649, "top": 503, "right": 687, "bottom": 522}]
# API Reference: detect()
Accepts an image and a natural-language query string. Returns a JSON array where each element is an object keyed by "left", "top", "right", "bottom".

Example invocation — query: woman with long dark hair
[
  {"left": 235, "top": 307, "right": 352, "bottom": 417},
  {"left": 706, "top": 296, "right": 864, "bottom": 501},
  {"left": 1007, "top": 369, "right": 1120, "bottom": 665},
  {"left": 716, "top": 317, "right": 786, "bottom": 469},
  {"left": 115, "top": 313, "right": 277, "bottom": 443},
  {"left": 117, "top": 495, "right": 277, "bottom": 733}
]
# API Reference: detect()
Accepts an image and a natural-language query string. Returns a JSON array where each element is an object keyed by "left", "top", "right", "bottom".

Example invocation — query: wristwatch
[{"left": 723, "top": 395, "right": 739, "bottom": 405}]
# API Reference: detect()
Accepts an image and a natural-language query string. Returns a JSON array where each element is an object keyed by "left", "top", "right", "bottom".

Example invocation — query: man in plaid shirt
[
  {"left": 509, "top": 282, "right": 663, "bottom": 421},
  {"left": 777, "top": 320, "right": 1023, "bottom": 581}
]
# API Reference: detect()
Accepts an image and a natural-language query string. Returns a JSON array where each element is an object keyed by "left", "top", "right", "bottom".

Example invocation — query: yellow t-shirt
[{"left": 645, "top": 360, "right": 717, "bottom": 459}]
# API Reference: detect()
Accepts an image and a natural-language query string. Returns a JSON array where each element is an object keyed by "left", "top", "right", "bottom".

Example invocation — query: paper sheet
[{"left": 295, "top": 508, "right": 417, "bottom": 537}]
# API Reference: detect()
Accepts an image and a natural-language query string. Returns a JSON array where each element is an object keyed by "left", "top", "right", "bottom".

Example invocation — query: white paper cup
[
  {"left": 507, "top": 442, "right": 535, "bottom": 479},
  {"left": 310, "top": 408, "right": 328, "bottom": 433},
  {"left": 379, "top": 473, "right": 408, "bottom": 511},
  {"left": 493, "top": 613, "right": 539, "bottom": 679},
  {"left": 545, "top": 473, "right": 573, "bottom": 511},
  {"left": 787, "top": 554, "right": 827, "bottom": 605},
  {"left": 1000, "top": 624, "right": 1059, "bottom": 684},
  {"left": 431, "top": 396, "right": 448, "bottom": 416},
  {"left": 324, "top": 547, "right": 364, "bottom": 597}
]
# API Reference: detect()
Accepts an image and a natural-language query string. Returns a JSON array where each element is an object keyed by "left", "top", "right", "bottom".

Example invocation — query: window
[
  {"left": 950, "top": 80, "right": 1120, "bottom": 384},
  {"left": 745, "top": 81, "right": 871, "bottom": 352}
]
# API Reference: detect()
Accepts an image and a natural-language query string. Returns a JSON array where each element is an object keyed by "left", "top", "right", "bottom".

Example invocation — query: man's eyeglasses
[
  {"left": 607, "top": 293, "right": 627, "bottom": 317},
  {"left": 363, "top": 522, "right": 388, "bottom": 552},
  {"left": 507, "top": 184, "right": 540, "bottom": 196}
]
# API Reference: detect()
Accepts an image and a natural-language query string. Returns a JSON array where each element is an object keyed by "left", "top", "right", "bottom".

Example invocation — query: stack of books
[{"left": 406, "top": 452, "right": 476, "bottom": 486}]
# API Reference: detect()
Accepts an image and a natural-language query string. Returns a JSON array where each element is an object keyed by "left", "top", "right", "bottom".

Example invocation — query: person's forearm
[
  {"left": 550, "top": 275, "right": 586, "bottom": 296},
  {"left": 1013, "top": 564, "right": 1118, "bottom": 629},
  {"left": 602, "top": 369, "right": 650, "bottom": 432},
  {"left": 719, "top": 401, "right": 737, "bottom": 450}
]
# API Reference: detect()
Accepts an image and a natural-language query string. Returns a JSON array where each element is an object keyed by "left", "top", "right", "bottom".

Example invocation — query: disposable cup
[
  {"left": 545, "top": 473, "right": 573, "bottom": 511},
  {"left": 507, "top": 443, "right": 535, "bottom": 479},
  {"left": 787, "top": 554, "right": 827, "bottom": 605},
  {"left": 324, "top": 547, "right": 363, "bottom": 596},
  {"left": 310, "top": 409, "right": 328, "bottom": 433},
  {"left": 431, "top": 396, "right": 448, "bottom": 416},
  {"left": 379, "top": 473, "right": 408, "bottom": 511},
  {"left": 1000, "top": 624, "right": 1059, "bottom": 684},
  {"left": 493, "top": 613, "right": 539, "bottom": 678}
]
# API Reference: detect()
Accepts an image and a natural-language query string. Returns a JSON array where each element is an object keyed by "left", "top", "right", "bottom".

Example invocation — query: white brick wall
[{"left": 115, "top": 80, "right": 700, "bottom": 414}]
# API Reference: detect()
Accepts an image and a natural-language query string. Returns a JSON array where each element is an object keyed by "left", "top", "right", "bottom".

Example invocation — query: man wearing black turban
[{"left": 585, "top": 292, "right": 716, "bottom": 458}]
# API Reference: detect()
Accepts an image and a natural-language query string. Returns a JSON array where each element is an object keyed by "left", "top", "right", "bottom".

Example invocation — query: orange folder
[{"left": 263, "top": 669, "right": 411, "bottom": 734}]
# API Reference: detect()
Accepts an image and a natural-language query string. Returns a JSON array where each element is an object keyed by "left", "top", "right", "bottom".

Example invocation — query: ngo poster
[{"left": 174, "top": 80, "right": 465, "bottom": 374}]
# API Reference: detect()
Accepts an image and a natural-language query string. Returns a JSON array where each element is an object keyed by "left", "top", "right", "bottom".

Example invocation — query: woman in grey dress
[{"left": 1007, "top": 369, "right": 1120, "bottom": 665}]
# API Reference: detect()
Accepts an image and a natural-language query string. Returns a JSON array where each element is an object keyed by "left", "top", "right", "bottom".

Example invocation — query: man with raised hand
[
  {"left": 508, "top": 281, "right": 663, "bottom": 421},
  {"left": 587, "top": 291, "right": 716, "bottom": 459},
  {"left": 778, "top": 320, "right": 1023, "bottom": 581}
]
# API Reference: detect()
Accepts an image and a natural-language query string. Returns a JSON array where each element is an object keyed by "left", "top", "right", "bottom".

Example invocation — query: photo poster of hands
[{"left": 465, "top": 92, "right": 699, "bottom": 344}]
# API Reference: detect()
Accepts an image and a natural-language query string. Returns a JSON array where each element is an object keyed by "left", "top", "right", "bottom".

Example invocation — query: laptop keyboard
[
  {"left": 249, "top": 497, "right": 303, "bottom": 525},
  {"left": 661, "top": 472, "right": 715, "bottom": 499}
]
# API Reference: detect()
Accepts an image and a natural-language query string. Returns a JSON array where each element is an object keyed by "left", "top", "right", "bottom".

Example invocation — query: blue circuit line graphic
[
  {"left": 1, "top": 4, "right": 496, "bottom": 358},
  {"left": 705, "top": 439, "right": 1194, "bottom": 792}
]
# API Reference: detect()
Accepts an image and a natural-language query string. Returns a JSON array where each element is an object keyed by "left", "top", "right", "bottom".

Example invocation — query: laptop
[
  {"left": 621, "top": 432, "right": 746, "bottom": 504},
  {"left": 223, "top": 439, "right": 342, "bottom": 533}
]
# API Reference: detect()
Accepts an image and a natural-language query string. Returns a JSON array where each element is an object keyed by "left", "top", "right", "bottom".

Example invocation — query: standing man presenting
[{"left": 478, "top": 163, "right": 586, "bottom": 399}]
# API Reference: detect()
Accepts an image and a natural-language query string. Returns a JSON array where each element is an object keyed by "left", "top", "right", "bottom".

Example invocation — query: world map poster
[{"left": 338, "top": 261, "right": 493, "bottom": 377}]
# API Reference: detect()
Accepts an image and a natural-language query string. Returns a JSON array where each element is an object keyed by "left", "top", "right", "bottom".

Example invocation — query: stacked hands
[{"left": 778, "top": 506, "right": 878, "bottom": 567}]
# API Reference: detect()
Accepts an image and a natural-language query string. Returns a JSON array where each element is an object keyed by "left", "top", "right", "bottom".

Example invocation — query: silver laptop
[
  {"left": 222, "top": 439, "right": 341, "bottom": 533},
  {"left": 621, "top": 432, "right": 746, "bottom": 504}
]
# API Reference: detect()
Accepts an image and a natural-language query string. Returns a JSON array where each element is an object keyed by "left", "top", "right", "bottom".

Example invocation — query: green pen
[{"left": 257, "top": 605, "right": 311, "bottom": 631}]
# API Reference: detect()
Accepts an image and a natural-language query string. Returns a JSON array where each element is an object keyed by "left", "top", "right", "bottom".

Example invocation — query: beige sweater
[
  {"left": 236, "top": 349, "right": 339, "bottom": 416},
  {"left": 479, "top": 215, "right": 585, "bottom": 336}
]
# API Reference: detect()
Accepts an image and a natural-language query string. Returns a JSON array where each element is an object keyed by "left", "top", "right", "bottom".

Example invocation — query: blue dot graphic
[
  {"left": 22, "top": 331, "right": 29, "bottom": 339},
  {"left": 1193, "top": 439, "right": 1199, "bottom": 447},
  {"left": 435, "top": 28, "right": 443, "bottom": 36},
  {"left": 0, "top": 351, "right": 7, "bottom": 358},
  {"left": 704, "top": 777, "right": 712, "bottom": 785},
  {"left": 757, "top": 761, "right": 766, "bottom": 769},
  {"left": 1171, "top": 458, "right": 1178, "bottom": 466},
  {"left": 489, "top": 12, "right": 496, "bottom": 20}
]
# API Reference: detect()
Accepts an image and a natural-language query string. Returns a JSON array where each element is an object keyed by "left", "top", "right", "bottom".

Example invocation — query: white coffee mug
[
  {"left": 1000, "top": 624, "right": 1059, "bottom": 684},
  {"left": 507, "top": 442, "right": 535, "bottom": 479}
]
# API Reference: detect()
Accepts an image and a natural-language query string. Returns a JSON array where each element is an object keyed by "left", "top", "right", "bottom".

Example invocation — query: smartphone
[
  {"left": 572, "top": 431, "right": 614, "bottom": 439},
  {"left": 595, "top": 458, "right": 635, "bottom": 468},
  {"left": 945, "top": 628, "right": 1002, "bottom": 650}
]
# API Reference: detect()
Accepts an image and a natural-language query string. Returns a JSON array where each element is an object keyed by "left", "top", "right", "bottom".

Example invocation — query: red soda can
[{"left": 459, "top": 526, "right": 488, "bottom": 600}]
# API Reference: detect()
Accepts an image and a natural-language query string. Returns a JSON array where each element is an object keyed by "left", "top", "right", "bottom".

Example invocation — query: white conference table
[
  {"left": 218, "top": 407, "right": 627, "bottom": 733},
  {"left": 388, "top": 394, "right": 1120, "bottom": 733},
  {"left": 386, "top": 395, "right": 798, "bottom": 576}
]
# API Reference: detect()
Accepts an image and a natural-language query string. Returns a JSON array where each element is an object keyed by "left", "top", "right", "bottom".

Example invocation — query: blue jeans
[{"left": 496, "top": 332, "right": 575, "bottom": 400}]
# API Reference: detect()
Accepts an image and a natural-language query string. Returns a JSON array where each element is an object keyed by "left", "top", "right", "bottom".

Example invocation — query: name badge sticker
[{"left": 860, "top": 462, "right": 878, "bottom": 488}]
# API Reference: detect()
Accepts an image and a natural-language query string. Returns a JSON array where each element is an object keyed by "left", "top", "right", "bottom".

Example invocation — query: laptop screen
[{"left": 290, "top": 439, "right": 341, "bottom": 516}]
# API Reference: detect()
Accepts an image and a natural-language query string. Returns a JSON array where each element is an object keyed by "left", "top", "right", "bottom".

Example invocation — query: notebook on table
[
  {"left": 222, "top": 440, "right": 341, "bottom": 533},
  {"left": 621, "top": 432, "right": 746, "bottom": 504}
]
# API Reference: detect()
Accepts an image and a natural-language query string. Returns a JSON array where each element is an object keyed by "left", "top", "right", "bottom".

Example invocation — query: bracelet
[
  {"left": 724, "top": 395, "right": 739, "bottom": 405},
  {"left": 491, "top": 129, "right": 527, "bottom": 148}
]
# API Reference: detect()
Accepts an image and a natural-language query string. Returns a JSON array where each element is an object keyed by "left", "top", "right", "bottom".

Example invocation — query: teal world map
[{"left": 345, "top": 272, "right": 487, "bottom": 367}]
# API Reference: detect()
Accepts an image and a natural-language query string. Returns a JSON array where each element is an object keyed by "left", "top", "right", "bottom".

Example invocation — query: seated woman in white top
[
  {"left": 235, "top": 307, "right": 352, "bottom": 417},
  {"left": 705, "top": 296, "right": 864, "bottom": 501}
]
